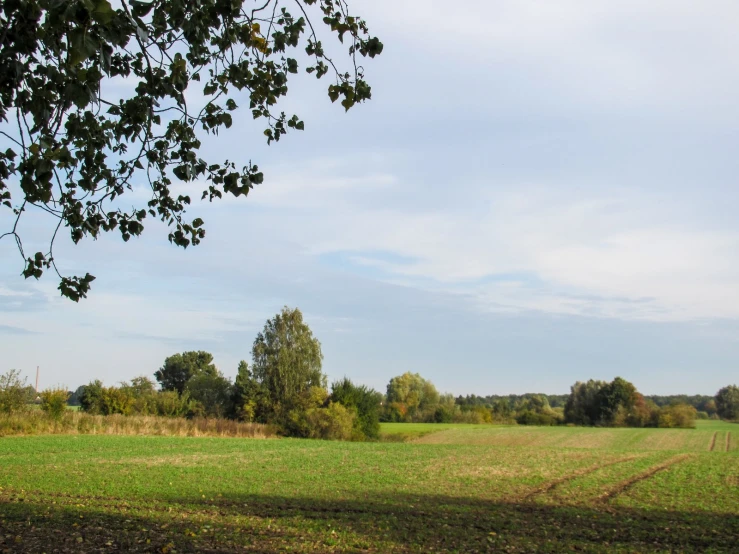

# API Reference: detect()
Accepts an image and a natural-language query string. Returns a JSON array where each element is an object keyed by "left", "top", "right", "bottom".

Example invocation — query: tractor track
[
  {"left": 520, "top": 456, "right": 638, "bottom": 502},
  {"left": 596, "top": 454, "right": 691, "bottom": 504},
  {"left": 727, "top": 432, "right": 732, "bottom": 453},
  {"left": 709, "top": 431, "right": 718, "bottom": 452}
]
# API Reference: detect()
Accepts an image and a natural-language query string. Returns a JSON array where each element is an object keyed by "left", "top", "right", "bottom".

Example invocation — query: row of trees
[
  {"left": 74, "top": 308, "right": 383, "bottom": 440},
  {"left": 5, "top": 306, "right": 739, "bottom": 437}
]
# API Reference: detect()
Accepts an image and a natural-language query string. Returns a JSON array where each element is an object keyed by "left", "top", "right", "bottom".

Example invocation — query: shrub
[
  {"left": 658, "top": 404, "right": 696, "bottom": 428},
  {"left": 39, "top": 388, "right": 70, "bottom": 419},
  {"left": 0, "top": 369, "right": 29, "bottom": 415},
  {"left": 696, "top": 411, "right": 709, "bottom": 420},
  {"left": 99, "top": 387, "right": 135, "bottom": 415},
  {"left": 302, "top": 402, "right": 355, "bottom": 440},
  {"left": 330, "top": 378, "right": 382, "bottom": 440}
]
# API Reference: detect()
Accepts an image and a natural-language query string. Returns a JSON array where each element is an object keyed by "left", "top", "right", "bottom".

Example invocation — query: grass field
[{"left": 0, "top": 421, "right": 737, "bottom": 552}]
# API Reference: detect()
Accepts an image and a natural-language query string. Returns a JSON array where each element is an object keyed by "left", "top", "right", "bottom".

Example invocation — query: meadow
[{"left": 0, "top": 421, "right": 737, "bottom": 552}]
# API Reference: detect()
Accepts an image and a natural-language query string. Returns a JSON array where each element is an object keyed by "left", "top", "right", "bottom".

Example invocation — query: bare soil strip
[
  {"left": 709, "top": 432, "right": 718, "bottom": 452},
  {"left": 520, "top": 456, "right": 638, "bottom": 501},
  {"left": 727, "top": 432, "right": 732, "bottom": 453},
  {"left": 597, "top": 454, "right": 691, "bottom": 503}
]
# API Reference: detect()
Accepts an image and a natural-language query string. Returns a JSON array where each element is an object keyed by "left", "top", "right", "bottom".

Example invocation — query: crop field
[{"left": 0, "top": 421, "right": 737, "bottom": 553}]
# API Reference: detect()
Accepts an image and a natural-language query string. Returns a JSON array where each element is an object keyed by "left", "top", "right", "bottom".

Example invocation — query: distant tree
[
  {"left": 596, "top": 377, "right": 639, "bottom": 425},
  {"left": 715, "top": 385, "right": 739, "bottom": 421},
  {"left": 185, "top": 370, "right": 233, "bottom": 419},
  {"left": 99, "top": 386, "right": 135, "bottom": 415},
  {"left": 564, "top": 380, "right": 607, "bottom": 425},
  {"left": 0, "top": 369, "right": 29, "bottom": 415},
  {"left": 124, "top": 376, "right": 157, "bottom": 397},
  {"left": 39, "top": 387, "right": 70, "bottom": 419},
  {"left": 330, "top": 377, "right": 383, "bottom": 439},
  {"left": 251, "top": 307, "right": 325, "bottom": 420},
  {"left": 385, "top": 372, "right": 440, "bottom": 421},
  {"left": 67, "top": 385, "right": 85, "bottom": 406},
  {"left": 155, "top": 351, "right": 217, "bottom": 394},
  {"left": 79, "top": 380, "right": 105, "bottom": 414},
  {"left": 231, "top": 360, "right": 263, "bottom": 422},
  {"left": 658, "top": 403, "right": 697, "bottom": 428}
]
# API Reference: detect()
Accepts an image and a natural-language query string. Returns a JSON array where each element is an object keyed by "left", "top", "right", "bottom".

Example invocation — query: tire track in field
[
  {"left": 520, "top": 456, "right": 639, "bottom": 502},
  {"left": 708, "top": 432, "right": 718, "bottom": 452},
  {"left": 596, "top": 454, "right": 691, "bottom": 503},
  {"left": 727, "top": 432, "right": 732, "bottom": 453}
]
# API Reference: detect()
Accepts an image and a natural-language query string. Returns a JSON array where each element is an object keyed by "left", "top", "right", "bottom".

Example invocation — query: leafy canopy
[
  {"left": 251, "top": 306, "right": 325, "bottom": 418},
  {"left": 0, "top": 0, "right": 382, "bottom": 300},
  {"left": 155, "top": 350, "right": 217, "bottom": 394}
]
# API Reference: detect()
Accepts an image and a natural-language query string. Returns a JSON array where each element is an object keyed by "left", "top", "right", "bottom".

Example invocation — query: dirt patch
[
  {"left": 708, "top": 432, "right": 718, "bottom": 452},
  {"left": 597, "top": 454, "right": 691, "bottom": 503}
]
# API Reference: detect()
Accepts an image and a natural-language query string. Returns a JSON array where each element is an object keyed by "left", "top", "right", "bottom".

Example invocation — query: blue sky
[{"left": 2, "top": 0, "right": 739, "bottom": 395}]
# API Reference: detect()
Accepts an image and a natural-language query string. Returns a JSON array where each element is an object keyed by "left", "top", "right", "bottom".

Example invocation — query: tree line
[{"left": 4, "top": 306, "right": 739, "bottom": 438}]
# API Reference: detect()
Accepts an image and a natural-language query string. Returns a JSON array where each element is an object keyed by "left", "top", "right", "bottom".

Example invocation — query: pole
[{"left": 35, "top": 366, "right": 39, "bottom": 393}]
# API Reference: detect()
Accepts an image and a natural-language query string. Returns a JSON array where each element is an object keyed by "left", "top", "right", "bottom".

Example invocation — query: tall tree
[
  {"left": 155, "top": 351, "right": 217, "bottom": 394},
  {"left": 715, "top": 385, "right": 739, "bottom": 421},
  {"left": 564, "top": 380, "right": 607, "bottom": 425},
  {"left": 251, "top": 306, "right": 324, "bottom": 419},
  {"left": 0, "top": 0, "right": 382, "bottom": 300}
]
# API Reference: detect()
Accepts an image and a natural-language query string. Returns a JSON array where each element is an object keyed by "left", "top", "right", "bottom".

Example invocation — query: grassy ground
[{"left": 0, "top": 423, "right": 737, "bottom": 552}]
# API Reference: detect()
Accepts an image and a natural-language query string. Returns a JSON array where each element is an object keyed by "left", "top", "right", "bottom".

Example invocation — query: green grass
[{"left": 0, "top": 424, "right": 737, "bottom": 552}]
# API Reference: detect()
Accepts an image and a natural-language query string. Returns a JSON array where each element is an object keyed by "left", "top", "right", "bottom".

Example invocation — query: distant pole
[{"left": 35, "top": 366, "right": 39, "bottom": 393}]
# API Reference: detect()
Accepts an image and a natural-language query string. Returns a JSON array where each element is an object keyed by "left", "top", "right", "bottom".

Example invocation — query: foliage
[
  {"left": 715, "top": 384, "right": 739, "bottom": 421},
  {"left": 184, "top": 370, "right": 233, "bottom": 418},
  {"left": 39, "top": 387, "right": 69, "bottom": 419},
  {"left": 155, "top": 351, "right": 217, "bottom": 394},
  {"left": 251, "top": 306, "right": 325, "bottom": 422},
  {"left": 302, "top": 401, "right": 355, "bottom": 440},
  {"left": 564, "top": 377, "right": 657, "bottom": 428},
  {"left": 99, "top": 386, "right": 135, "bottom": 415},
  {"left": 0, "top": 0, "right": 382, "bottom": 300},
  {"left": 79, "top": 379, "right": 105, "bottom": 413},
  {"left": 385, "top": 372, "right": 440, "bottom": 422},
  {"left": 0, "top": 369, "right": 29, "bottom": 415},
  {"left": 564, "top": 380, "right": 607, "bottom": 425},
  {"left": 330, "top": 377, "right": 382, "bottom": 439},
  {"left": 657, "top": 403, "right": 696, "bottom": 428},
  {"left": 231, "top": 360, "right": 263, "bottom": 422}
]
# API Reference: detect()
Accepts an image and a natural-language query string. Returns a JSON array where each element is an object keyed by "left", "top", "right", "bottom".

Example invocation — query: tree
[
  {"left": 251, "top": 306, "right": 325, "bottom": 420},
  {"left": 155, "top": 351, "right": 217, "bottom": 394},
  {"left": 185, "top": 370, "right": 233, "bottom": 418},
  {"left": 0, "top": 1, "right": 382, "bottom": 301},
  {"left": 39, "top": 387, "right": 70, "bottom": 419},
  {"left": 715, "top": 385, "right": 739, "bottom": 421},
  {"left": 0, "top": 369, "right": 29, "bottom": 415},
  {"left": 330, "top": 377, "right": 382, "bottom": 439},
  {"left": 385, "top": 372, "right": 440, "bottom": 422},
  {"left": 79, "top": 379, "right": 104, "bottom": 413},
  {"left": 232, "top": 360, "right": 263, "bottom": 421}
]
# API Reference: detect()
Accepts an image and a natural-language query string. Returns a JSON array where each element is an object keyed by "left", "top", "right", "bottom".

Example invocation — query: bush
[
  {"left": 0, "top": 370, "right": 29, "bottom": 415},
  {"left": 39, "top": 388, "right": 69, "bottom": 419},
  {"left": 302, "top": 402, "right": 355, "bottom": 440},
  {"left": 658, "top": 404, "right": 696, "bottom": 428},
  {"left": 99, "top": 387, "right": 135, "bottom": 415},
  {"left": 696, "top": 411, "right": 709, "bottom": 420},
  {"left": 330, "top": 378, "right": 382, "bottom": 440}
]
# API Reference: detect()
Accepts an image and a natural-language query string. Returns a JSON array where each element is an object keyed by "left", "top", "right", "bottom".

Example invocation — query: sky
[{"left": 2, "top": 0, "right": 739, "bottom": 395}]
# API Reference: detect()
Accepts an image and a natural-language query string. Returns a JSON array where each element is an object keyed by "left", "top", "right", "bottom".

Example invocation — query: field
[{"left": 0, "top": 421, "right": 737, "bottom": 552}]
